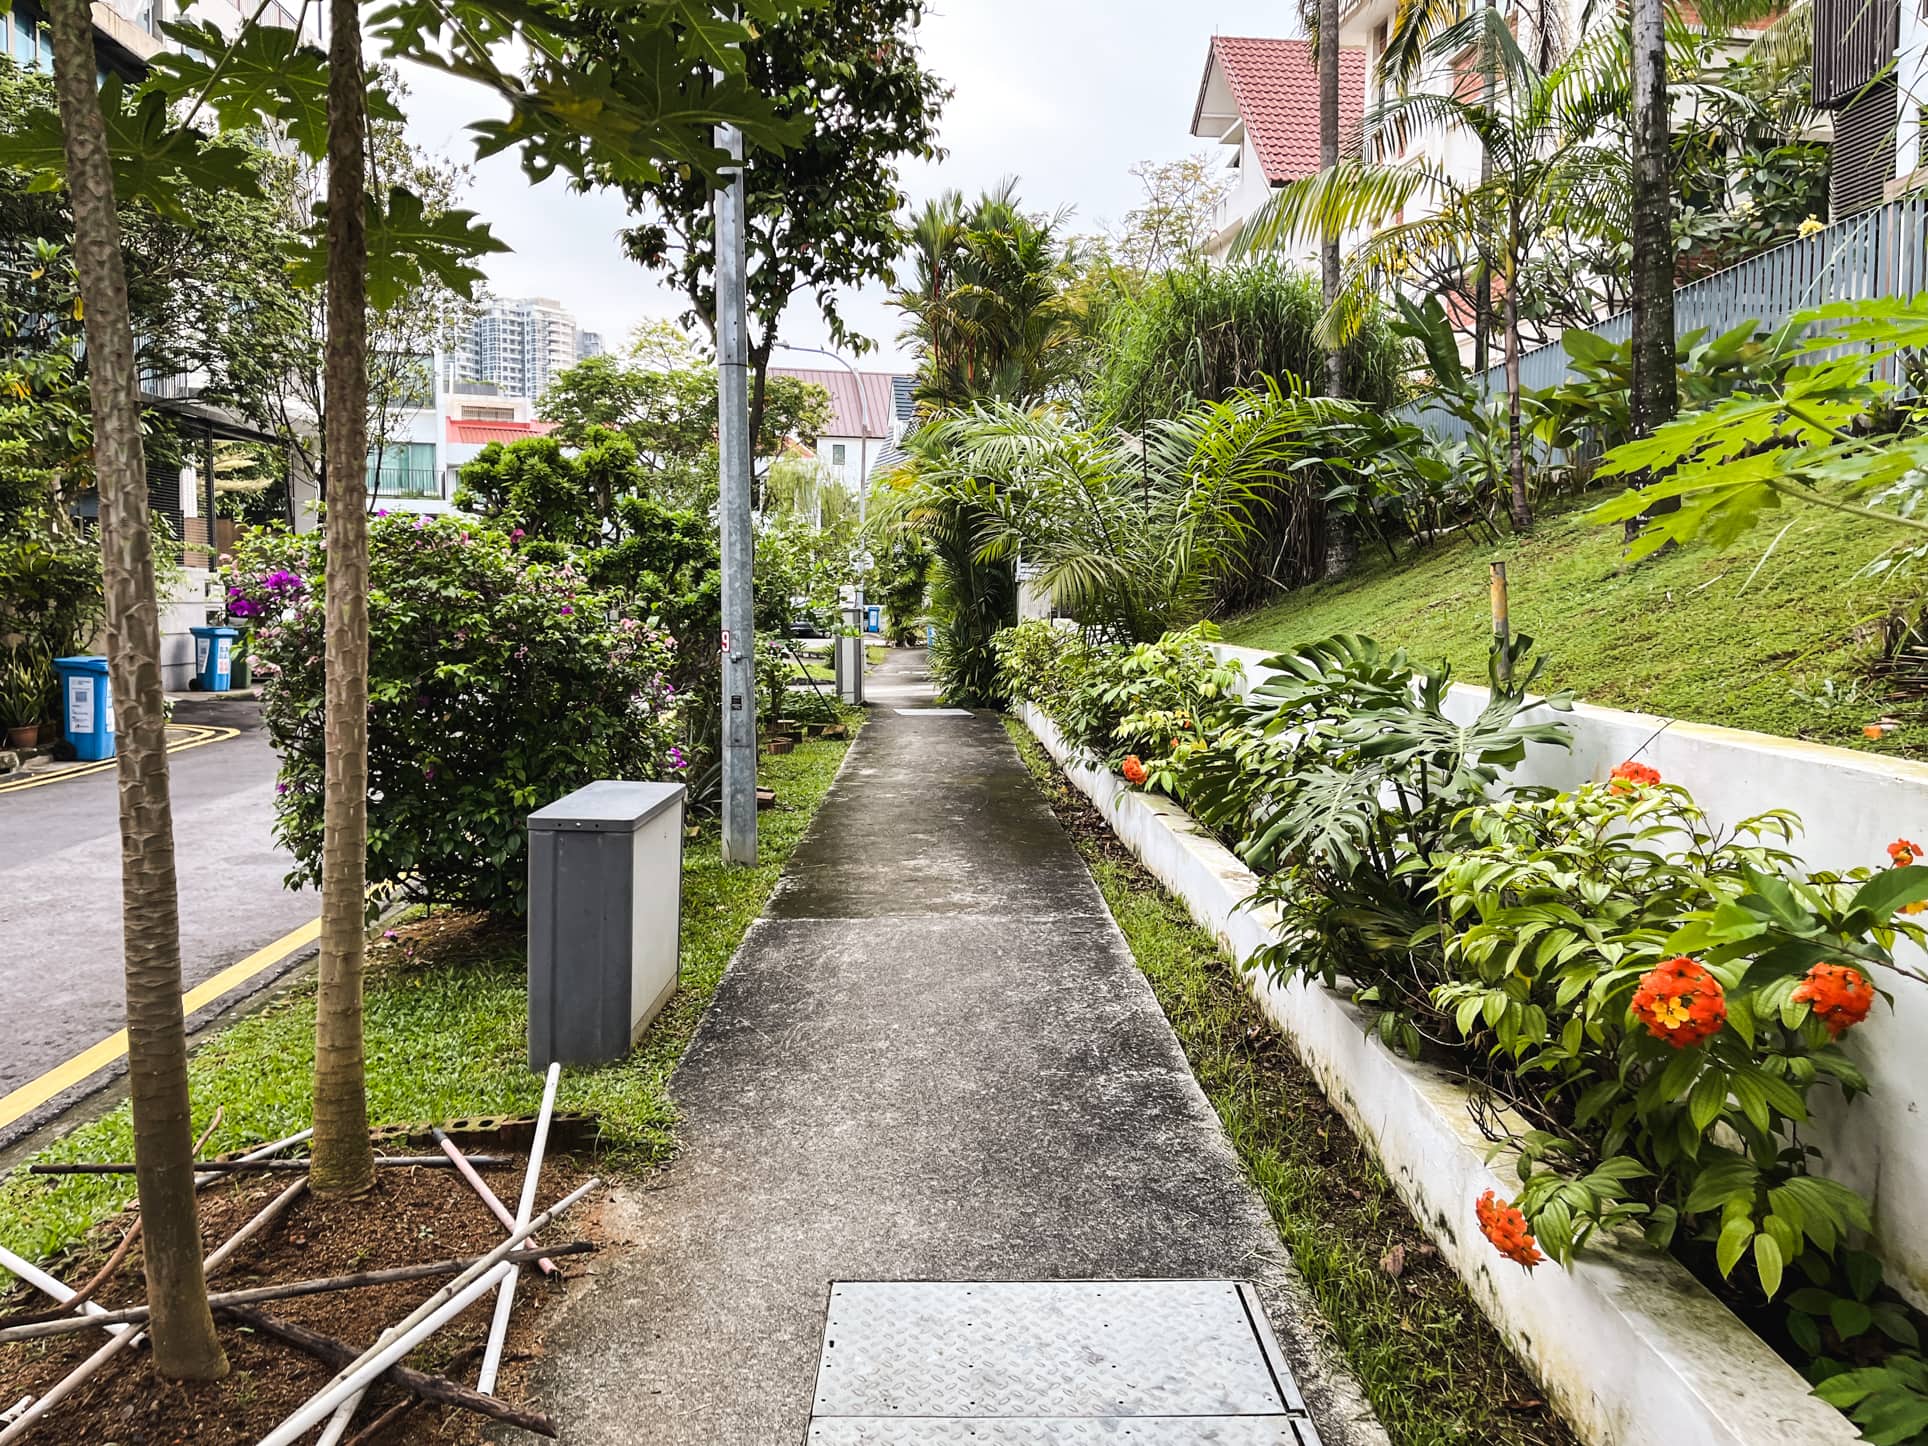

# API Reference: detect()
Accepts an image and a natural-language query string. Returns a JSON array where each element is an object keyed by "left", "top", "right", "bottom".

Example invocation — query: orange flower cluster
[
  {"left": 1609, "top": 760, "right": 1662, "bottom": 793},
  {"left": 1630, "top": 956, "right": 1727, "bottom": 1048},
  {"left": 1890, "top": 839, "right": 1921, "bottom": 867},
  {"left": 1476, "top": 1190, "right": 1544, "bottom": 1268},
  {"left": 1121, "top": 755, "right": 1148, "bottom": 785},
  {"left": 1793, "top": 963, "right": 1875, "bottom": 1038}
]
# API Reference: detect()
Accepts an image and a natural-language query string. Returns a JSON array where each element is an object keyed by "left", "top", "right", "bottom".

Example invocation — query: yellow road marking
[
  {"left": 0, "top": 915, "right": 323, "bottom": 1132},
  {"left": 0, "top": 723, "right": 239, "bottom": 794}
]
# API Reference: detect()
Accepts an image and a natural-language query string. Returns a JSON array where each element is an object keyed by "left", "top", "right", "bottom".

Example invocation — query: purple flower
[
  {"left": 423, "top": 765, "right": 437, "bottom": 781},
  {"left": 275, "top": 782, "right": 289, "bottom": 796},
  {"left": 668, "top": 745, "right": 688, "bottom": 771},
  {"left": 510, "top": 528, "right": 526, "bottom": 542},
  {"left": 560, "top": 605, "right": 574, "bottom": 616}
]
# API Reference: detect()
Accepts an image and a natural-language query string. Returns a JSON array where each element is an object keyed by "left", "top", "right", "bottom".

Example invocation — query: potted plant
[{"left": 1, "top": 653, "right": 42, "bottom": 750}]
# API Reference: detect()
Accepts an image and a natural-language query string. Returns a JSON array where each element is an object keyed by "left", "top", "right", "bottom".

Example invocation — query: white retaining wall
[
  {"left": 1018, "top": 700, "right": 1858, "bottom": 1446},
  {"left": 1219, "top": 642, "right": 1928, "bottom": 1312}
]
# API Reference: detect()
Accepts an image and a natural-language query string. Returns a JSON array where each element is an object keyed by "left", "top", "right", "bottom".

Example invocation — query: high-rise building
[{"left": 454, "top": 297, "right": 596, "bottom": 400}]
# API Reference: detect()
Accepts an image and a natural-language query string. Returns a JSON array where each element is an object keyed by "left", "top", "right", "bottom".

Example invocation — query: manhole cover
[{"left": 807, "top": 1281, "right": 1318, "bottom": 1444}]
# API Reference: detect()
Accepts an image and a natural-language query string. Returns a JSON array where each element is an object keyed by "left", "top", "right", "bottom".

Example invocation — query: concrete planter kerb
[{"left": 1016, "top": 700, "right": 1861, "bottom": 1446}]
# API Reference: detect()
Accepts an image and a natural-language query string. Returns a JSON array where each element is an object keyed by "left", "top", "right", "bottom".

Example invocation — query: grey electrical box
[
  {"left": 837, "top": 587, "right": 865, "bottom": 705},
  {"left": 527, "top": 780, "right": 686, "bottom": 1068}
]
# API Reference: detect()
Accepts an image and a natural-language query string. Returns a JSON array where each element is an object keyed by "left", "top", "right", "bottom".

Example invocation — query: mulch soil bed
[{"left": 0, "top": 1150, "right": 602, "bottom": 1445}]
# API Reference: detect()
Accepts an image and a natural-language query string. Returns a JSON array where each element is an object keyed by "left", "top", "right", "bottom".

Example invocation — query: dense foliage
[
  {"left": 1001, "top": 619, "right": 1928, "bottom": 1438},
  {"left": 229, "top": 516, "right": 682, "bottom": 915},
  {"left": 1087, "top": 260, "right": 1406, "bottom": 429}
]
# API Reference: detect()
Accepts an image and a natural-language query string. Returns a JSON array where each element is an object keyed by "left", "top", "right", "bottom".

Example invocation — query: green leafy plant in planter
[
  {"left": 0, "top": 648, "right": 50, "bottom": 742},
  {"left": 1436, "top": 776, "right": 1928, "bottom": 1443},
  {"left": 1219, "top": 633, "right": 1573, "bottom": 1057}
]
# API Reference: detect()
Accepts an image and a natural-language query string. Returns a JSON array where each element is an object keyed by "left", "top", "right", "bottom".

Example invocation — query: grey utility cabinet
[{"left": 527, "top": 780, "right": 686, "bottom": 1068}]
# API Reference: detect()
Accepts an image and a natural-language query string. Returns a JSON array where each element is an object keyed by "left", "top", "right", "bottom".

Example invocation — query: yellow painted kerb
[
  {"left": 0, "top": 723, "right": 240, "bottom": 794},
  {"left": 0, "top": 914, "right": 322, "bottom": 1133}
]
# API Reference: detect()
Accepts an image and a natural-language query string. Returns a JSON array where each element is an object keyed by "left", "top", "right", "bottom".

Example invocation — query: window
[
  {"left": 831, "top": 443, "right": 847, "bottom": 466},
  {"left": 366, "top": 443, "right": 440, "bottom": 499},
  {"left": 460, "top": 404, "right": 516, "bottom": 421},
  {"left": 12, "top": 4, "right": 42, "bottom": 67}
]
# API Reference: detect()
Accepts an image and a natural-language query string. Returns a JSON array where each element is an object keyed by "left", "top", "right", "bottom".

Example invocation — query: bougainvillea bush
[
  {"left": 227, "top": 515, "right": 683, "bottom": 915},
  {"left": 1001, "top": 620, "right": 1928, "bottom": 1441}
]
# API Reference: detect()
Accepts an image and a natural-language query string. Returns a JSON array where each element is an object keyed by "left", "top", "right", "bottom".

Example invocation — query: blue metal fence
[{"left": 1405, "top": 195, "right": 1928, "bottom": 443}]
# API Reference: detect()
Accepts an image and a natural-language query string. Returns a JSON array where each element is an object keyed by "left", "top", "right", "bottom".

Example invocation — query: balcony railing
[
  {"left": 1404, "top": 193, "right": 1928, "bottom": 444},
  {"left": 367, "top": 468, "right": 442, "bottom": 500}
]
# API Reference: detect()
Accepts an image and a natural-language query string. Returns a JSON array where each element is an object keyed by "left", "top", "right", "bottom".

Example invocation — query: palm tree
[
  {"left": 886, "top": 181, "right": 1083, "bottom": 700},
  {"left": 1236, "top": 13, "right": 1631, "bottom": 532},
  {"left": 43, "top": 0, "right": 227, "bottom": 1380},
  {"left": 1626, "top": 0, "right": 1677, "bottom": 542},
  {"left": 893, "top": 182, "right": 1081, "bottom": 409},
  {"left": 900, "top": 382, "right": 1376, "bottom": 642},
  {"left": 311, "top": 0, "right": 375, "bottom": 1196}
]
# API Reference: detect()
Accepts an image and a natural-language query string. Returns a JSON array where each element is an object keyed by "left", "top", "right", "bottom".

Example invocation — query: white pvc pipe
[
  {"left": 475, "top": 1062, "right": 561, "bottom": 1395},
  {"left": 0, "top": 1245, "right": 133, "bottom": 1342},
  {"left": 0, "top": 1172, "right": 308, "bottom": 1445},
  {"left": 255, "top": 1175, "right": 600, "bottom": 1446}
]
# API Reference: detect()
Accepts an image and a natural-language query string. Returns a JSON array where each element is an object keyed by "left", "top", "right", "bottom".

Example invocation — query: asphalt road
[{"left": 0, "top": 699, "right": 319, "bottom": 1141}]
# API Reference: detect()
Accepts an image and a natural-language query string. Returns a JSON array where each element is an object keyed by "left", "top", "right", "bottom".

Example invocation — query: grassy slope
[
  {"left": 1004, "top": 719, "right": 1577, "bottom": 1446},
  {"left": 1223, "top": 499, "right": 1925, "bottom": 755},
  {"left": 0, "top": 734, "right": 853, "bottom": 1272}
]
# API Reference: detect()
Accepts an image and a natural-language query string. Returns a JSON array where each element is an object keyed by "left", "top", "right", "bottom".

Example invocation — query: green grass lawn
[
  {"left": 1004, "top": 719, "right": 1576, "bottom": 1446},
  {"left": 1223, "top": 498, "right": 1928, "bottom": 756},
  {"left": 0, "top": 734, "right": 853, "bottom": 1274}
]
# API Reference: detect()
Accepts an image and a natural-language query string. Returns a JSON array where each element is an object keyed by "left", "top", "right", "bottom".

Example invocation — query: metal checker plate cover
[
  {"left": 812, "top": 1281, "right": 1289, "bottom": 1420},
  {"left": 893, "top": 708, "right": 977, "bottom": 716},
  {"left": 807, "top": 1419, "right": 1307, "bottom": 1443}
]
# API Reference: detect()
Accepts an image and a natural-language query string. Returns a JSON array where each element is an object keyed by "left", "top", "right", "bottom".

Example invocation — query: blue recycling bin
[
  {"left": 926, "top": 623, "right": 936, "bottom": 649},
  {"left": 54, "top": 656, "right": 114, "bottom": 762},
  {"left": 865, "top": 605, "right": 881, "bottom": 634},
  {"left": 191, "top": 625, "right": 239, "bottom": 693}
]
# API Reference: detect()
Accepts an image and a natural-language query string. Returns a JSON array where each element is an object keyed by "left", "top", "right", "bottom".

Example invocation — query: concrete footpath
[{"left": 531, "top": 649, "right": 1382, "bottom": 1443}]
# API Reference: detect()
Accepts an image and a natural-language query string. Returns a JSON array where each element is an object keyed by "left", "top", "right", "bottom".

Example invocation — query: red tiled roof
[
  {"left": 446, "top": 419, "right": 557, "bottom": 446},
  {"left": 767, "top": 366, "right": 899, "bottom": 440},
  {"left": 1196, "top": 37, "right": 1368, "bottom": 184}
]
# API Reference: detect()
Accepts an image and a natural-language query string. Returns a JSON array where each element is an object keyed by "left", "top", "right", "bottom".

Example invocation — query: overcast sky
[{"left": 398, "top": 1, "right": 1305, "bottom": 370}]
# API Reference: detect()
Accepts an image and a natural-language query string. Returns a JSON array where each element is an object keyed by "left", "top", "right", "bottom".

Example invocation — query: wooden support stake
[
  {"left": 1490, "top": 560, "right": 1512, "bottom": 686},
  {"left": 223, "top": 1308, "right": 558, "bottom": 1437}
]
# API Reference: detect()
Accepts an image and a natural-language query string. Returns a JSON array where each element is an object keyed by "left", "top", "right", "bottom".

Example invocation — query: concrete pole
[{"left": 715, "top": 123, "right": 757, "bottom": 866}]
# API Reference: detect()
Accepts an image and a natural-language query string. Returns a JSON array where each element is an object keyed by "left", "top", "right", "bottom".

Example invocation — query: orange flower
[
  {"left": 1609, "top": 760, "right": 1662, "bottom": 793},
  {"left": 1630, "top": 956, "right": 1727, "bottom": 1048},
  {"left": 1889, "top": 839, "right": 1921, "bottom": 867},
  {"left": 1793, "top": 963, "right": 1875, "bottom": 1038},
  {"left": 1476, "top": 1190, "right": 1544, "bottom": 1269},
  {"left": 1121, "top": 755, "right": 1148, "bottom": 785},
  {"left": 1867, "top": 724, "right": 1889, "bottom": 740}
]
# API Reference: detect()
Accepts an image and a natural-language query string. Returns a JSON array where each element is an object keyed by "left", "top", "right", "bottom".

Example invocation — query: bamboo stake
[
  {"left": 433, "top": 1127, "right": 556, "bottom": 1276},
  {"left": 256, "top": 1176, "right": 600, "bottom": 1446},
  {"left": 476, "top": 1062, "right": 560, "bottom": 1394},
  {"left": 0, "top": 1177, "right": 306, "bottom": 1445},
  {"left": 1490, "top": 560, "right": 1512, "bottom": 686},
  {"left": 0, "top": 1244, "right": 593, "bottom": 1343}
]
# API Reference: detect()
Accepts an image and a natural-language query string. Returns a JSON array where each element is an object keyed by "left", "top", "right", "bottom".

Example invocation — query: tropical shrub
[
  {"left": 1087, "top": 259, "right": 1405, "bottom": 429},
  {"left": 1010, "top": 618, "right": 1928, "bottom": 1439},
  {"left": 230, "top": 515, "right": 683, "bottom": 915}
]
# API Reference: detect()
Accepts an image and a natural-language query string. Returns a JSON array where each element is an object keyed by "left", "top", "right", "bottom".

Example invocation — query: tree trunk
[
  {"left": 1625, "top": 0, "right": 1677, "bottom": 543},
  {"left": 1473, "top": 0, "right": 1498, "bottom": 378},
  {"left": 1318, "top": 0, "right": 1344, "bottom": 400},
  {"left": 1504, "top": 206, "right": 1532, "bottom": 533},
  {"left": 43, "top": 0, "right": 228, "bottom": 1381},
  {"left": 312, "top": 0, "right": 375, "bottom": 1196}
]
